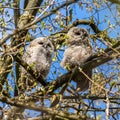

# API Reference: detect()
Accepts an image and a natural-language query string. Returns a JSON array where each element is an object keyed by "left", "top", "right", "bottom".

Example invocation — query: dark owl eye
[
  {"left": 47, "top": 43, "right": 51, "bottom": 48},
  {"left": 84, "top": 33, "right": 88, "bottom": 37},
  {"left": 38, "top": 42, "right": 44, "bottom": 45},
  {"left": 75, "top": 32, "right": 81, "bottom": 35}
]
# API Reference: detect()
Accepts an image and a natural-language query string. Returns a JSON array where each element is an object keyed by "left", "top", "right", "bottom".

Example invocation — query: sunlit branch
[
  {"left": 0, "top": 0, "right": 79, "bottom": 46},
  {"left": 0, "top": 96, "right": 83, "bottom": 120},
  {"left": 109, "top": 0, "right": 120, "bottom": 4},
  {"left": 105, "top": 92, "right": 110, "bottom": 120},
  {"left": 14, "top": 55, "right": 47, "bottom": 86},
  {"left": 62, "top": 95, "right": 120, "bottom": 100}
]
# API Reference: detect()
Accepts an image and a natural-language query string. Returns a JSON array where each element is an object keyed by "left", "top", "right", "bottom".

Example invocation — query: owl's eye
[
  {"left": 47, "top": 43, "right": 52, "bottom": 48},
  {"left": 38, "top": 42, "right": 44, "bottom": 45},
  {"left": 84, "top": 33, "right": 88, "bottom": 37},
  {"left": 47, "top": 43, "right": 50, "bottom": 47},
  {"left": 75, "top": 32, "right": 81, "bottom": 35}
]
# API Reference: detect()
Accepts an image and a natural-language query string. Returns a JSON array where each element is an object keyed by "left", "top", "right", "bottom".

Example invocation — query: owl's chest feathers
[
  {"left": 65, "top": 44, "right": 92, "bottom": 66},
  {"left": 25, "top": 46, "right": 52, "bottom": 68}
]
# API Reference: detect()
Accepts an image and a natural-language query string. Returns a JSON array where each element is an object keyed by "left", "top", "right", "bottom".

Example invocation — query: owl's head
[
  {"left": 30, "top": 37, "right": 54, "bottom": 52},
  {"left": 66, "top": 27, "right": 90, "bottom": 45}
]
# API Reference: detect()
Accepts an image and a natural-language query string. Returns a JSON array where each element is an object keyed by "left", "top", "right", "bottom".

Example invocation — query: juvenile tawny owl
[
  {"left": 61, "top": 27, "right": 92, "bottom": 91},
  {"left": 20, "top": 37, "right": 54, "bottom": 91}
]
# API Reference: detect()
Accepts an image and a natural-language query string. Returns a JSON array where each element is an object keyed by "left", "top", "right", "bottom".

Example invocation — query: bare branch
[
  {"left": 24, "top": 0, "right": 29, "bottom": 9},
  {"left": 0, "top": 96, "right": 82, "bottom": 120},
  {"left": 13, "top": 0, "right": 20, "bottom": 28},
  {"left": 70, "top": 19, "right": 101, "bottom": 33},
  {"left": 18, "top": 0, "right": 43, "bottom": 29},
  {"left": 14, "top": 55, "right": 47, "bottom": 86},
  {"left": 109, "top": 0, "right": 120, "bottom": 4},
  {"left": 105, "top": 92, "right": 110, "bottom": 120}
]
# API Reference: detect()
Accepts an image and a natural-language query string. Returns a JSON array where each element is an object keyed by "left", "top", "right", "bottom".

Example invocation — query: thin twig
[{"left": 106, "top": 91, "right": 110, "bottom": 120}]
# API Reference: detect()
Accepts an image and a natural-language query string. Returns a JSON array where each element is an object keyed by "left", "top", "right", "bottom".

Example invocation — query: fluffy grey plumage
[
  {"left": 20, "top": 37, "right": 54, "bottom": 91},
  {"left": 61, "top": 27, "right": 92, "bottom": 91}
]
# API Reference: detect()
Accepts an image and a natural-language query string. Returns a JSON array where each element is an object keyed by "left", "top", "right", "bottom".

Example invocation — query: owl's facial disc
[{"left": 73, "top": 28, "right": 81, "bottom": 35}]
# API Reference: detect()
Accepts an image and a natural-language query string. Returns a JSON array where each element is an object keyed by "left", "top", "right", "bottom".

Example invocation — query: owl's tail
[{"left": 74, "top": 68, "right": 92, "bottom": 91}]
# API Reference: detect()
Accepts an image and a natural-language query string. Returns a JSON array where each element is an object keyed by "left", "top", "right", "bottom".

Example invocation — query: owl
[
  {"left": 61, "top": 27, "right": 92, "bottom": 91},
  {"left": 20, "top": 37, "right": 54, "bottom": 91}
]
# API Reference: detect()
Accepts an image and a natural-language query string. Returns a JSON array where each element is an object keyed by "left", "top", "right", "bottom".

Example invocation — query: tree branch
[
  {"left": 109, "top": 0, "right": 120, "bottom": 4},
  {"left": 14, "top": 55, "right": 47, "bottom": 86},
  {"left": 13, "top": 0, "right": 20, "bottom": 28},
  {"left": 63, "top": 95, "right": 120, "bottom": 100},
  {"left": 24, "top": 0, "right": 29, "bottom": 9},
  {"left": 18, "top": 0, "right": 43, "bottom": 29},
  {"left": 0, "top": 96, "right": 82, "bottom": 120},
  {"left": 0, "top": 0, "right": 78, "bottom": 46},
  {"left": 71, "top": 19, "right": 101, "bottom": 33}
]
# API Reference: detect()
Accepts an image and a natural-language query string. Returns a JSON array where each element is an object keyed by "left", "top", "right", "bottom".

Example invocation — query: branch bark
[
  {"left": 0, "top": 96, "right": 82, "bottom": 120},
  {"left": 109, "top": 0, "right": 120, "bottom": 4},
  {"left": 18, "top": 0, "right": 43, "bottom": 29},
  {"left": 13, "top": 0, "right": 20, "bottom": 28},
  {"left": 14, "top": 55, "right": 47, "bottom": 86}
]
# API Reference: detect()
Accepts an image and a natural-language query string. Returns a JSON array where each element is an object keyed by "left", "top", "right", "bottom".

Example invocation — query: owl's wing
[{"left": 74, "top": 68, "right": 92, "bottom": 91}]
